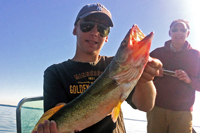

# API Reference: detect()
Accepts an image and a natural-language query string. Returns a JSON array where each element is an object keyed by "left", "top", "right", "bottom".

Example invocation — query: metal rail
[{"left": 16, "top": 96, "right": 43, "bottom": 133}]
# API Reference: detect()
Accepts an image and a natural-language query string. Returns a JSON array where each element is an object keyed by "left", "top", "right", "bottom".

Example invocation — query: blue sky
[{"left": 1, "top": 0, "right": 200, "bottom": 124}]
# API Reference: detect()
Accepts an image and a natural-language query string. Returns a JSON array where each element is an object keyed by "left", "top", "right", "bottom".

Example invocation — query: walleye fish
[{"left": 32, "top": 25, "right": 154, "bottom": 133}]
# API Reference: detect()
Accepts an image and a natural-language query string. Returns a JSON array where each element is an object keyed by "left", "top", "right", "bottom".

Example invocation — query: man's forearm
[{"left": 132, "top": 81, "right": 156, "bottom": 112}]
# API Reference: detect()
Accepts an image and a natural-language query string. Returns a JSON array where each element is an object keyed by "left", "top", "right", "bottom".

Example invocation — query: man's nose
[{"left": 89, "top": 24, "right": 99, "bottom": 37}]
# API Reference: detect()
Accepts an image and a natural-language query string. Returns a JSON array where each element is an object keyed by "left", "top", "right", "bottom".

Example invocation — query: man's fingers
[
  {"left": 139, "top": 57, "right": 162, "bottom": 83},
  {"left": 50, "top": 120, "right": 58, "bottom": 133},
  {"left": 139, "top": 71, "right": 155, "bottom": 83},
  {"left": 44, "top": 120, "right": 51, "bottom": 133},
  {"left": 144, "top": 62, "right": 161, "bottom": 76},
  {"left": 37, "top": 122, "right": 45, "bottom": 133},
  {"left": 148, "top": 57, "right": 163, "bottom": 68}
]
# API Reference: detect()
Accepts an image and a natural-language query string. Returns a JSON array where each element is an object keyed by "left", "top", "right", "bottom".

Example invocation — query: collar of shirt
[{"left": 170, "top": 43, "right": 182, "bottom": 52}]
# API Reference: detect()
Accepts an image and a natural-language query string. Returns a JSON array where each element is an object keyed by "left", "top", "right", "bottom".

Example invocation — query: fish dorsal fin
[
  {"left": 111, "top": 100, "right": 123, "bottom": 122},
  {"left": 32, "top": 104, "right": 65, "bottom": 132}
]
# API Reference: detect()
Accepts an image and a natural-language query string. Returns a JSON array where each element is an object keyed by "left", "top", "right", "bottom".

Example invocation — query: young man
[
  {"left": 147, "top": 19, "right": 200, "bottom": 133},
  {"left": 33, "top": 3, "right": 162, "bottom": 133}
]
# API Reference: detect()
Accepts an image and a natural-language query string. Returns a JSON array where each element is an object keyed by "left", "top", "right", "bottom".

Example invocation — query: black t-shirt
[{"left": 43, "top": 56, "right": 136, "bottom": 133}]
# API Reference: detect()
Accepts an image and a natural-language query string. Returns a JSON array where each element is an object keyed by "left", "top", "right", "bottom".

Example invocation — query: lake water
[
  {"left": 0, "top": 105, "right": 16, "bottom": 133},
  {"left": 0, "top": 105, "right": 199, "bottom": 133}
]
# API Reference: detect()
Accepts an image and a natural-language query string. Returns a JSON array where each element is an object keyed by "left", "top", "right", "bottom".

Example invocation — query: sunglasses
[
  {"left": 80, "top": 20, "right": 110, "bottom": 37},
  {"left": 171, "top": 28, "right": 187, "bottom": 33}
]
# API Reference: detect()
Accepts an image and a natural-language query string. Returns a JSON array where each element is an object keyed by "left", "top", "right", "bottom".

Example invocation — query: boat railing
[{"left": 16, "top": 96, "right": 44, "bottom": 133}]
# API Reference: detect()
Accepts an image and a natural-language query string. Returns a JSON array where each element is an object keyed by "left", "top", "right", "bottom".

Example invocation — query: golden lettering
[
  {"left": 86, "top": 72, "right": 90, "bottom": 77},
  {"left": 88, "top": 77, "right": 95, "bottom": 80},
  {"left": 70, "top": 84, "right": 90, "bottom": 94},
  {"left": 93, "top": 71, "right": 97, "bottom": 76},
  {"left": 90, "top": 71, "right": 94, "bottom": 76},
  {"left": 81, "top": 72, "right": 86, "bottom": 78},
  {"left": 97, "top": 71, "right": 100, "bottom": 76},
  {"left": 74, "top": 74, "right": 79, "bottom": 80},
  {"left": 70, "top": 85, "right": 78, "bottom": 94},
  {"left": 73, "top": 71, "right": 104, "bottom": 80}
]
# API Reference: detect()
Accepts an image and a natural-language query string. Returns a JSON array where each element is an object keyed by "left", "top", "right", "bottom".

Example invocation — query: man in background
[{"left": 148, "top": 19, "right": 200, "bottom": 133}]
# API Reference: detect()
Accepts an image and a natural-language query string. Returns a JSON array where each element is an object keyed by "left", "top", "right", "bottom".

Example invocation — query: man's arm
[{"left": 132, "top": 57, "right": 162, "bottom": 112}]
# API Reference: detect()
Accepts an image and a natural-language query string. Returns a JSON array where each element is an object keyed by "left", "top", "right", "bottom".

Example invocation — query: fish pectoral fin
[
  {"left": 111, "top": 101, "right": 123, "bottom": 123},
  {"left": 32, "top": 104, "right": 65, "bottom": 132}
]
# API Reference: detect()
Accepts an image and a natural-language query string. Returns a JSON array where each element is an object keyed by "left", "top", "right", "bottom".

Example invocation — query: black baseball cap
[{"left": 74, "top": 3, "right": 113, "bottom": 27}]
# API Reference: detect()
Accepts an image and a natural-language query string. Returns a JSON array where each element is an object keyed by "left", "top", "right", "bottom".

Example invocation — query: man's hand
[
  {"left": 175, "top": 69, "right": 192, "bottom": 84},
  {"left": 31, "top": 120, "right": 58, "bottom": 133},
  {"left": 31, "top": 103, "right": 66, "bottom": 133},
  {"left": 139, "top": 57, "right": 163, "bottom": 83},
  {"left": 133, "top": 57, "right": 162, "bottom": 112}
]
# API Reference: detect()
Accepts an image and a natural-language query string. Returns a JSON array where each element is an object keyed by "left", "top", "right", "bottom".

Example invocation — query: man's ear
[
  {"left": 187, "top": 30, "right": 190, "bottom": 37},
  {"left": 169, "top": 30, "right": 171, "bottom": 37},
  {"left": 105, "top": 36, "right": 108, "bottom": 42},
  {"left": 73, "top": 26, "right": 77, "bottom": 35}
]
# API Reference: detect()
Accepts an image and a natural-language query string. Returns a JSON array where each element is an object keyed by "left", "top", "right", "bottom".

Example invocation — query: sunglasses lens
[
  {"left": 80, "top": 20, "right": 110, "bottom": 37},
  {"left": 171, "top": 29, "right": 178, "bottom": 32},
  {"left": 171, "top": 28, "right": 187, "bottom": 33},
  {"left": 98, "top": 24, "right": 110, "bottom": 37},
  {"left": 180, "top": 29, "right": 187, "bottom": 32},
  {"left": 80, "top": 21, "right": 95, "bottom": 32}
]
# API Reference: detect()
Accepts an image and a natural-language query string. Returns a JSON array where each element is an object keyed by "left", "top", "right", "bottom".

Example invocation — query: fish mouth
[{"left": 131, "top": 31, "right": 154, "bottom": 59}]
